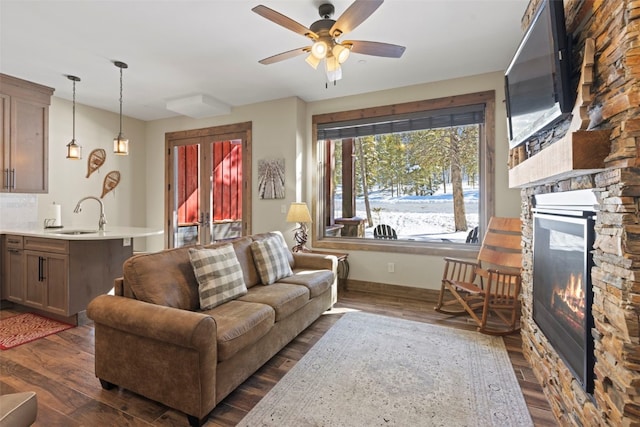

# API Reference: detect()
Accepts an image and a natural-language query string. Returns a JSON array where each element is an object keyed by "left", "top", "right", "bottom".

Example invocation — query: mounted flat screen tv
[{"left": 505, "top": 0, "right": 573, "bottom": 149}]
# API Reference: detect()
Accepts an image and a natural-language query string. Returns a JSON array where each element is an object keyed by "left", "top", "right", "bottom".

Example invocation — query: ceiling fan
[{"left": 252, "top": 0, "right": 406, "bottom": 82}]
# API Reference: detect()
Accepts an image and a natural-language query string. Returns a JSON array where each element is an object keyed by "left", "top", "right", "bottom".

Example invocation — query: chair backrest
[
  {"left": 373, "top": 224, "right": 397, "bottom": 239},
  {"left": 465, "top": 226, "right": 479, "bottom": 243},
  {"left": 477, "top": 217, "right": 522, "bottom": 271}
]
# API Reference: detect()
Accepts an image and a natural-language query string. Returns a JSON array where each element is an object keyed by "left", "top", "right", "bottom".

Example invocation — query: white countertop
[{"left": 1, "top": 226, "right": 163, "bottom": 240}]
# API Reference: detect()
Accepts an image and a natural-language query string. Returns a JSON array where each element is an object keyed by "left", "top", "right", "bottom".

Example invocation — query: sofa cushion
[
  {"left": 238, "top": 283, "right": 309, "bottom": 322},
  {"left": 189, "top": 245, "right": 248, "bottom": 310},
  {"left": 279, "top": 269, "right": 334, "bottom": 298},
  {"left": 204, "top": 236, "right": 260, "bottom": 288},
  {"left": 250, "top": 234, "right": 293, "bottom": 285},
  {"left": 204, "top": 300, "right": 275, "bottom": 361},
  {"left": 252, "top": 231, "right": 294, "bottom": 268},
  {"left": 231, "top": 237, "right": 261, "bottom": 288},
  {"left": 123, "top": 247, "right": 200, "bottom": 311}
]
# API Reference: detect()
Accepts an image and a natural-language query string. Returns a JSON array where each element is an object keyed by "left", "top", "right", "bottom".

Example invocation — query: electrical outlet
[
  {"left": 123, "top": 237, "right": 131, "bottom": 247},
  {"left": 387, "top": 262, "right": 395, "bottom": 273},
  {"left": 281, "top": 204, "right": 287, "bottom": 214}
]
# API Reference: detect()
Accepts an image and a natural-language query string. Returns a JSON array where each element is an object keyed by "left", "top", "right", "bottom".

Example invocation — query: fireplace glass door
[{"left": 533, "top": 212, "right": 595, "bottom": 393}]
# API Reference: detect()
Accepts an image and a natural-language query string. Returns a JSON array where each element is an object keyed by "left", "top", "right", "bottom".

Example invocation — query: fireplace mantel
[{"left": 508, "top": 129, "right": 611, "bottom": 188}]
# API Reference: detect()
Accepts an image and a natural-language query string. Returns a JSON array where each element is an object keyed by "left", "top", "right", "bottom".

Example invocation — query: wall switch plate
[
  {"left": 387, "top": 262, "right": 395, "bottom": 273},
  {"left": 281, "top": 204, "right": 287, "bottom": 214},
  {"left": 123, "top": 237, "right": 132, "bottom": 247}
]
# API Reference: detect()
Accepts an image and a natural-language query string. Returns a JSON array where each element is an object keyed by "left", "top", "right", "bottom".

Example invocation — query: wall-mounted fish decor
[
  {"left": 101, "top": 170, "right": 121, "bottom": 198},
  {"left": 87, "top": 148, "right": 106, "bottom": 178}
]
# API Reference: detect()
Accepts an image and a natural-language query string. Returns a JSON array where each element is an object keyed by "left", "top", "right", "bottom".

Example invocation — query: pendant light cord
[
  {"left": 119, "top": 66, "right": 123, "bottom": 135},
  {"left": 72, "top": 79, "right": 76, "bottom": 140}
]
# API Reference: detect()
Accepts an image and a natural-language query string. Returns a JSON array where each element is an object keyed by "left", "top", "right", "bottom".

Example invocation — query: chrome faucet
[{"left": 74, "top": 196, "right": 107, "bottom": 231}]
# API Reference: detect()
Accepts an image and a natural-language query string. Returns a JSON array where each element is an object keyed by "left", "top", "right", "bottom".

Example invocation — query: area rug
[
  {"left": 238, "top": 312, "right": 533, "bottom": 427},
  {"left": 0, "top": 313, "right": 74, "bottom": 350}
]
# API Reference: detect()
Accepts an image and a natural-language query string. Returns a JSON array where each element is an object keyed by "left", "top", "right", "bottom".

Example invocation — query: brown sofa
[{"left": 87, "top": 232, "right": 337, "bottom": 427}]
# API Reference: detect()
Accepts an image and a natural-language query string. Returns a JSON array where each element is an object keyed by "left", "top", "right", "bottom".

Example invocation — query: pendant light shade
[
  {"left": 113, "top": 61, "right": 129, "bottom": 155},
  {"left": 66, "top": 75, "right": 82, "bottom": 160}
]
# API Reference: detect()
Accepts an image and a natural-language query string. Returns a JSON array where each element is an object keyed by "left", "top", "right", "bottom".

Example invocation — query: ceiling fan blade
[
  {"left": 258, "top": 47, "right": 310, "bottom": 65},
  {"left": 330, "top": 0, "right": 384, "bottom": 37},
  {"left": 347, "top": 40, "right": 406, "bottom": 58},
  {"left": 252, "top": 5, "right": 318, "bottom": 40}
]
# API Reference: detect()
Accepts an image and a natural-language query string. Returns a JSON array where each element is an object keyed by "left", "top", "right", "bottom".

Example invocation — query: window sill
[{"left": 313, "top": 237, "right": 480, "bottom": 258}]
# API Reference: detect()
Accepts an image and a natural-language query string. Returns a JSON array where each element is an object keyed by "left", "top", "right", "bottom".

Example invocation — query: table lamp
[{"left": 286, "top": 202, "right": 312, "bottom": 252}]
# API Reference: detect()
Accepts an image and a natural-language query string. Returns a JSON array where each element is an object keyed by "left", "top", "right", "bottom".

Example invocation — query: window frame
[{"left": 311, "top": 91, "right": 496, "bottom": 257}]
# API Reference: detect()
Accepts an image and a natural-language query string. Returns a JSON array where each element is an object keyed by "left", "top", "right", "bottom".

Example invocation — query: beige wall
[
  {"left": 35, "top": 97, "right": 147, "bottom": 249},
  {"left": 142, "top": 71, "right": 520, "bottom": 290},
  {"left": 21, "top": 70, "right": 519, "bottom": 289},
  {"left": 144, "top": 97, "right": 304, "bottom": 250}
]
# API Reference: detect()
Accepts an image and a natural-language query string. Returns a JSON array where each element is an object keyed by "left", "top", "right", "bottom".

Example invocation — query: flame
[{"left": 550, "top": 273, "right": 585, "bottom": 321}]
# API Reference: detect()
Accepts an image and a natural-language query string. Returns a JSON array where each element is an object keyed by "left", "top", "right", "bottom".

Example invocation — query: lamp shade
[
  {"left": 113, "top": 133, "right": 129, "bottom": 155},
  {"left": 310, "top": 41, "right": 328, "bottom": 59},
  {"left": 333, "top": 43, "right": 351, "bottom": 64},
  {"left": 286, "top": 202, "right": 312, "bottom": 223},
  {"left": 66, "top": 140, "right": 82, "bottom": 159},
  {"left": 305, "top": 53, "right": 321, "bottom": 70}
]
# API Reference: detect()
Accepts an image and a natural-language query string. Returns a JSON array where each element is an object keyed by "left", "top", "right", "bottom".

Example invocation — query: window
[{"left": 313, "top": 91, "right": 495, "bottom": 255}]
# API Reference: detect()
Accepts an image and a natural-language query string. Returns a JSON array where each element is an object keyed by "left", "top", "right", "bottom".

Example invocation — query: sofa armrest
[
  {"left": 292, "top": 252, "right": 338, "bottom": 272},
  {"left": 87, "top": 295, "right": 216, "bottom": 350},
  {"left": 87, "top": 295, "right": 218, "bottom": 420}
]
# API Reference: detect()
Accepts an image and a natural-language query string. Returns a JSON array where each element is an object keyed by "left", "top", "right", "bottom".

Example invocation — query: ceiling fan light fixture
[
  {"left": 333, "top": 43, "right": 351, "bottom": 64},
  {"left": 325, "top": 56, "right": 342, "bottom": 81},
  {"left": 311, "top": 40, "right": 328, "bottom": 59},
  {"left": 305, "top": 53, "right": 321, "bottom": 69}
]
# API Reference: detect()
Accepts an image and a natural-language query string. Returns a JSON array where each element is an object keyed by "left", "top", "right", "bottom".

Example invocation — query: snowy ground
[{"left": 336, "top": 188, "right": 479, "bottom": 243}]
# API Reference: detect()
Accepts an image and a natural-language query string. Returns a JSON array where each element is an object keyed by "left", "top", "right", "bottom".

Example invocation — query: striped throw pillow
[
  {"left": 250, "top": 235, "right": 293, "bottom": 285},
  {"left": 189, "top": 244, "right": 247, "bottom": 310}
]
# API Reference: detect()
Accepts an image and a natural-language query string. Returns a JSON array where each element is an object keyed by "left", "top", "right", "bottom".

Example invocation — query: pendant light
[
  {"left": 113, "top": 61, "right": 129, "bottom": 155},
  {"left": 66, "top": 75, "right": 82, "bottom": 160}
]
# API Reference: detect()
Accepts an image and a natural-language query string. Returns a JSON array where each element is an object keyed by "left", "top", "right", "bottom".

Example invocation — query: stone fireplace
[{"left": 512, "top": 0, "right": 640, "bottom": 425}]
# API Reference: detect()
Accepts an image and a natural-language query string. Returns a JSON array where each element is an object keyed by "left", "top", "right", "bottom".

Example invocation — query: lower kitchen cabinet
[
  {"left": 3, "top": 235, "right": 132, "bottom": 318},
  {"left": 4, "top": 235, "right": 24, "bottom": 301},
  {"left": 24, "top": 249, "right": 68, "bottom": 315},
  {"left": 23, "top": 237, "right": 69, "bottom": 315}
]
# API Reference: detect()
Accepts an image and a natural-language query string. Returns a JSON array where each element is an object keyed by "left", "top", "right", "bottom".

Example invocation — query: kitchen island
[{"left": 1, "top": 227, "right": 162, "bottom": 324}]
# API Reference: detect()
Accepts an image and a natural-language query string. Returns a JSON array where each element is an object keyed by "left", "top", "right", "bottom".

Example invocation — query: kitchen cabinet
[
  {"left": 24, "top": 237, "right": 69, "bottom": 316},
  {"left": 3, "top": 235, "right": 24, "bottom": 302},
  {"left": 0, "top": 74, "right": 54, "bottom": 193},
  {"left": 2, "top": 235, "right": 132, "bottom": 320}
]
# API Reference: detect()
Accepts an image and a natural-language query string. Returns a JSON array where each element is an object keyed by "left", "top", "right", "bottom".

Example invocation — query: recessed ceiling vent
[{"left": 166, "top": 94, "right": 231, "bottom": 118}]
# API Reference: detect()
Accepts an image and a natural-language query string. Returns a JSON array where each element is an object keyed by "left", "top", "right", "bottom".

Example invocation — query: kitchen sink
[{"left": 50, "top": 229, "right": 100, "bottom": 235}]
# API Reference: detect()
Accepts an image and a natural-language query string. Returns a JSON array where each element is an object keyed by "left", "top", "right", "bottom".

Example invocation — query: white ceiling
[{"left": 0, "top": 0, "right": 528, "bottom": 121}]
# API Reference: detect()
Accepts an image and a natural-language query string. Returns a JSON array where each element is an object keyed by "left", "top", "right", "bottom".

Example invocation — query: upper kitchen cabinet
[{"left": 0, "top": 74, "right": 54, "bottom": 193}]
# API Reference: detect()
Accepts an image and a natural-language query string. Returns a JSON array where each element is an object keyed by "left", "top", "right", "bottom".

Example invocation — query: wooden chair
[
  {"left": 373, "top": 224, "right": 397, "bottom": 239},
  {"left": 465, "top": 226, "right": 479, "bottom": 243},
  {"left": 435, "top": 217, "right": 522, "bottom": 335}
]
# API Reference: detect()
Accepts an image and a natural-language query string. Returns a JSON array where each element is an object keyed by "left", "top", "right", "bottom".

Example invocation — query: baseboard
[
  {"left": 343, "top": 279, "right": 439, "bottom": 303},
  {"left": 1, "top": 300, "right": 82, "bottom": 326}
]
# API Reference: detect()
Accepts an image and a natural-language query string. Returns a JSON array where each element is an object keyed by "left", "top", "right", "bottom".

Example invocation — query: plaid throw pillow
[
  {"left": 189, "top": 244, "right": 247, "bottom": 310},
  {"left": 250, "top": 235, "right": 293, "bottom": 285}
]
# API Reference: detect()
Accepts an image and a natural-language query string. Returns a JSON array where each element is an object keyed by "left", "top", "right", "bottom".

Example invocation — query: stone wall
[{"left": 517, "top": 1, "right": 640, "bottom": 425}]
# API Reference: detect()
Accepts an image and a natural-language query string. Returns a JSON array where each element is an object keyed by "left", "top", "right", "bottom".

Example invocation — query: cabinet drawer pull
[
  {"left": 3, "top": 169, "right": 8, "bottom": 189},
  {"left": 10, "top": 168, "right": 15, "bottom": 189},
  {"left": 38, "top": 256, "right": 46, "bottom": 281}
]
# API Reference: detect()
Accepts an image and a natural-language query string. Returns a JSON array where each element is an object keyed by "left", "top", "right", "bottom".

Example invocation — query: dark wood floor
[{"left": 0, "top": 290, "right": 557, "bottom": 426}]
